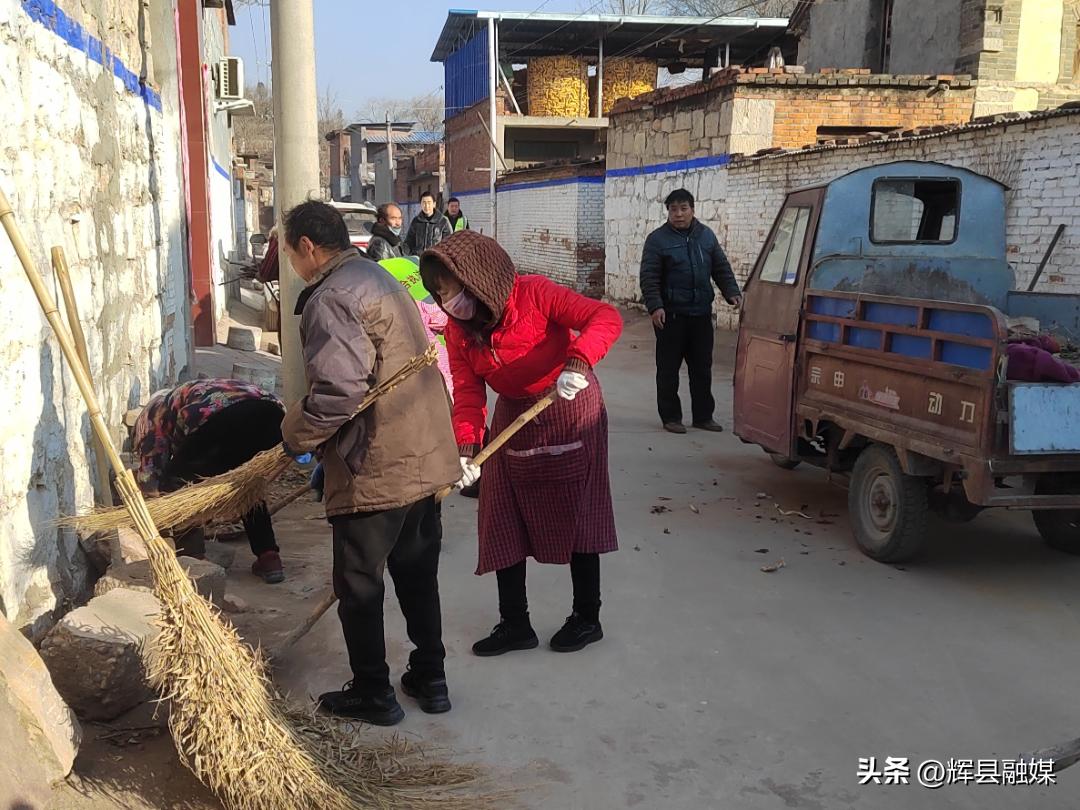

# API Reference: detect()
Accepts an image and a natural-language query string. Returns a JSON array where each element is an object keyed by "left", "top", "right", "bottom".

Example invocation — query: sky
[{"left": 231, "top": 1, "right": 586, "bottom": 120}]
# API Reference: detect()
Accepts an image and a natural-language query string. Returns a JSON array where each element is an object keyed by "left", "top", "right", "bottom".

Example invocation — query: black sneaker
[
  {"left": 549, "top": 614, "right": 603, "bottom": 653},
  {"left": 471, "top": 621, "right": 539, "bottom": 657},
  {"left": 400, "top": 668, "right": 451, "bottom": 714},
  {"left": 317, "top": 682, "right": 404, "bottom": 726}
]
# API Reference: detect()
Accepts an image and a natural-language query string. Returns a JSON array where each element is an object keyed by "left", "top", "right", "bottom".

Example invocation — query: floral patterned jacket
[{"left": 133, "top": 379, "right": 283, "bottom": 492}]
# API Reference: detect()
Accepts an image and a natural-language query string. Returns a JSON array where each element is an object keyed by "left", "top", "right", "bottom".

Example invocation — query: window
[
  {"left": 759, "top": 206, "right": 811, "bottom": 285},
  {"left": 871, "top": 178, "right": 960, "bottom": 243}
]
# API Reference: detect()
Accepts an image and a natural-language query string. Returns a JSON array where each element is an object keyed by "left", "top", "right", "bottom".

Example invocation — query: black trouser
[
  {"left": 330, "top": 496, "right": 445, "bottom": 694},
  {"left": 496, "top": 553, "right": 601, "bottom": 625},
  {"left": 162, "top": 399, "right": 283, "bottom": 558},
  {"left": 654, "top": 313, "right": 715, "bottom": 425}
]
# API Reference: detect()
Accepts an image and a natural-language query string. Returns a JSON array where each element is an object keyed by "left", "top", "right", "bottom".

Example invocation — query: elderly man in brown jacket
[{"left": 279, "top": 200, "right": 460, "bottom": 726}]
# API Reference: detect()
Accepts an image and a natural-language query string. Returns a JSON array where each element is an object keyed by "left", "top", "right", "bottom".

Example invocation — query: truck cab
[{"left": 734, "top": 161, "right": 1080, "bottom": 562}]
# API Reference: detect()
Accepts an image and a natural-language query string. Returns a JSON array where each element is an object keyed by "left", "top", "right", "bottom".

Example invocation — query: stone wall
[
  {"left": 606, "top": 70, "right": 978, "bottom": 171},
  {"left": 0, "top": 0, "right": 190, "bottom": 635},
  {"left": 496, "top": 164, "right": 606, "bottom": 296},
  {"left": 606, "top": 108, "right": 1080, "bottom": 330}
]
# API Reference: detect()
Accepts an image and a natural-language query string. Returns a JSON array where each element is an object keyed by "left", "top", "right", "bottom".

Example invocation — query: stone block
[
  {"left": 39, "top": 589, "right": 161, "bottom": 721},
  {"left": 704, "top": 111, "right": 720, "bottom": 139},
  {"left": 669, "top": 130, "right": 691, "bottom": 156},
  {"left": 226, "top": 325, "right": 261, "bottom": 351},
  {"left": 94, "top": 556, "right": 226, "bottom": 606},
  {"left": 691, "top": 109, "right": 705, "bottom": 141},
  {"left": 79, "top": 525, "right": 150, "bottom": 574},
  {"left": 266, "top": 340, "right": 281, "bottom": 357},
  {"left": 675, "top": 110, "right": 692, "bottom": 131},
  {"left": 0, "top": 612, "right": 80, "bottom": 807},
  {"left": 204, "top": 541, "right": 237, "bottom": 572},
  {"left": 230, "top": 363, "right": 278, "bottom": 391}
]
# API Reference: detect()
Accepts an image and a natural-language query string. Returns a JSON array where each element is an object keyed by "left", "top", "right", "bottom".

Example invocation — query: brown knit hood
[{"left": 420, "top": 231, "right": 517, "bottom": 322}]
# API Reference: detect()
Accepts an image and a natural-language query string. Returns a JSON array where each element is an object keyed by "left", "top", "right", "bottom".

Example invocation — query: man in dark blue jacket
[{"left": 639, "top": 189, "right": 741, "bottom": 434}]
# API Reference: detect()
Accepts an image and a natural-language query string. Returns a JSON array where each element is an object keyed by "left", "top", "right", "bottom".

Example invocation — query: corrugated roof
[
  {"left": 362, "top": 131, "right": 443, "bottom": 145},
  {"left": 431, "top": 9, "right": 788, "bottom": 64}
]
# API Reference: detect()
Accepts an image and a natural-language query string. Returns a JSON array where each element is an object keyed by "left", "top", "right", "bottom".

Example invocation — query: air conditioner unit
[{"left": 217, "top": 57, "right": 243, "bottom": 101}]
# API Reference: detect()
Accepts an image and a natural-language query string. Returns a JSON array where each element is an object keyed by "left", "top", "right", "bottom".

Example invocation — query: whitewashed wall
[
  {"left": 496, "top": 177, "right": 606, "bottom": 295},
  {"left": 0, "top": 0, "right": 190, "bottom": 635},
  {"left": 606, "top": 111, "right": 1080, "bottom": 330}
]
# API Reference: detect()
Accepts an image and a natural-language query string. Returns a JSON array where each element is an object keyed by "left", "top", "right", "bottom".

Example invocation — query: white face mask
[{"left": 442, "top": 288, "right": 477, "bottom": 321}]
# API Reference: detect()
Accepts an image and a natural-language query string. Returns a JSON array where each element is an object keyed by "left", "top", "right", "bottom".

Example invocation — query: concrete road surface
[{"left": 266, "top": 311, "right": 1080, "bottom": 810}]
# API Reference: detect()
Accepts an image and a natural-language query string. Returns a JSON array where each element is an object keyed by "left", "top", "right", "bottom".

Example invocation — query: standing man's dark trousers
[
  {"left": 654, "top": 313, "right": 715, "bottom": 425},
  {"left": 330, "top": 496, "right": 445, "bottom": 695}
]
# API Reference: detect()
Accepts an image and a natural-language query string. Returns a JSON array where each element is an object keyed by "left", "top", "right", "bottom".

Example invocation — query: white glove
[
  {"left": 456, "top": 456, "right": 481, "bottom": 489},
  {"left": 556, "top": 370, "right": 589, "bottom": 401}
]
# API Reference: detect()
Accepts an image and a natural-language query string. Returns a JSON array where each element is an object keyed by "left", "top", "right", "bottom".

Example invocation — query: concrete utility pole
[{"left": 270, "top": 0, "right": 320, "bottom": 404}]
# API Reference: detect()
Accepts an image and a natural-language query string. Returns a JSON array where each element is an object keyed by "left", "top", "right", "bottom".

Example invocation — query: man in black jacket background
[
  {"left": 366, "top": 203, "right": 406, "bottom": 261},
  {"left": 404, "top": 192, "right": 452, "bottom": 255},
  {"left": 639, "top": 189, "right": 742, "bottom": 435}
]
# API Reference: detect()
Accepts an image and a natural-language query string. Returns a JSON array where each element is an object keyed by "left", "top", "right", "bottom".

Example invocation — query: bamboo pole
[
  {"left": 271, "top": 391, "right": 560, "bottom": 662},
  {"left": 51, "top": 246, "right": 114, "bottom": 506}
]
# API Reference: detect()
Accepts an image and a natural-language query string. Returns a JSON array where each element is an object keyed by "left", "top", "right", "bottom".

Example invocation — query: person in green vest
[{"left": 446, "top": 197, "right": 469, "bottom": 232}]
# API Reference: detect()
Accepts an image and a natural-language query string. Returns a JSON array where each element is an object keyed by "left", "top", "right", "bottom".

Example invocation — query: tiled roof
[
  {"left": 610, "top": 67, "right": 976, "bottom": 115},
  {"left": 729, "top": 103, "right": 1080, "bottom": 164}
]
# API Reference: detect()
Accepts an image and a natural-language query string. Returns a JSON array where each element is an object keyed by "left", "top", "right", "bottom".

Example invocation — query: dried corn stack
[
  {"left": 527, "top": 55, "right": 589, "bottom": 117},
  {"left": 602, "top": 57, "right": 656, "bottom": 115}
]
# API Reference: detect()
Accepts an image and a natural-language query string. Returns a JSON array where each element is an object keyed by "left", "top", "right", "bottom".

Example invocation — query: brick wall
[
  {"left": 606, "top": 69, "right": 978, "bottom": 170},
  {"left": 496, "top": 164, "right": 606, "bottom": 296},
  {"left": 445, "top": 93, "right": 512, "bottom": 197},
  {"left": 395, "top": 143, "right": 446, "bottom": 204},
  {"left": 606, "top": 109, "right": 1080, "bottom": 331}
]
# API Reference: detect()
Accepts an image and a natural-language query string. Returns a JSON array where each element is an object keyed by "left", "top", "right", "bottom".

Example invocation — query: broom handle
[
  {"left": 272, "top": 390, "right": 561, "bottom": 662},
  {"left": 473, "top": 391, "right": 558, "bottom": 466},
  {"left": 0, "top": 190, "right": 137, "bottom": 486},
  {"left": 52, "top": 246, "right": 115, "bottom": 507},
  {"left": 269, "top": 482, "right": 312, "bottom": 516}
]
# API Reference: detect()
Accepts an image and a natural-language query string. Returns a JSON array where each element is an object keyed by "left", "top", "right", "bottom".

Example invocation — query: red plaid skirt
[{"left": 476, "top": 372, "right": 618, "bottom": 574}]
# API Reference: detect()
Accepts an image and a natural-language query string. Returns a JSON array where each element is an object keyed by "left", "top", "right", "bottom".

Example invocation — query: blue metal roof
[{"left": 362, "top": 131, "right": 443, "bottom": 145}]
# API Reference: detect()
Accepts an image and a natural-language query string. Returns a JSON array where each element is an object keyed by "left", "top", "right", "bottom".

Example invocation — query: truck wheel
[
  {"left": 769, "top": 453, "right": 801, "bottom": 470},
  {"left": 848, "top": 445, "right": 929, "bottom": 562},
  {"left": 1033, "top": 474, "right": 1080, "bottom": 554}
]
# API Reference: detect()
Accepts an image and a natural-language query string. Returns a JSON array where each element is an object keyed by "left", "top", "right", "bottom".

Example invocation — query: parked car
[
  {"left": 330, "top": 200, "right": 377, "bottom": 253},
  {"left": 733, "top": 160, "right": 1080, "bottom": 562}
]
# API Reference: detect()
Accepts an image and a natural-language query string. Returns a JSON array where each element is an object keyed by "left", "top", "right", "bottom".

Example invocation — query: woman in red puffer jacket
[{"left": 420, "top": 231, "right": 623, "bottom": 656}]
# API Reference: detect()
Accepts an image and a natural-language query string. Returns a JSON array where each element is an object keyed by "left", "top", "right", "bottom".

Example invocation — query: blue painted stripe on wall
[
  {"left": 454, "top": 175, "right": 606, "bottom": 197},
  {"left": 212, "top": 159, "right": 231, "bottom": 182},
  {"left": 21, "top": 0, "right": 163, "bottom": 112},
  {"left": 606, "top": 154, "right": 731, "bottom": 178},
  {"left": 498, "top": 176, "right": 605, "bottom": 194}
]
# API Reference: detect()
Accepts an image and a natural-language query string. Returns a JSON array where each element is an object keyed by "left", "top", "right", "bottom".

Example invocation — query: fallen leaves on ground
[{"left": 760, "top": 558, "right": 786, "bottom": 573}]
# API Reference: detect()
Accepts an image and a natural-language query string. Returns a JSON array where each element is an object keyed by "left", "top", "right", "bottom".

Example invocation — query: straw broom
[
  {"left": 64, "top": 344, "right": 439, "bottom": 536},
  {"left": 1, "top": 188, "right": 491, "bottom": 810}
]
